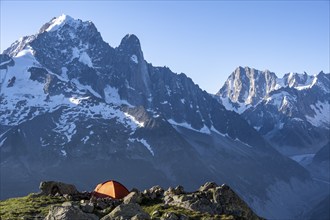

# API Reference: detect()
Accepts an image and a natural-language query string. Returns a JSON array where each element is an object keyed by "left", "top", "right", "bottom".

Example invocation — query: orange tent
[{"left": 93, "top": 180, "right": 129, "bottom": 199}]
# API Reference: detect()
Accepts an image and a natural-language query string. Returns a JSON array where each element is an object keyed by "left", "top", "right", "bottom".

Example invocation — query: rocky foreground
[{"left": 0, "top": 181, "right": 263, "bottom": 219}]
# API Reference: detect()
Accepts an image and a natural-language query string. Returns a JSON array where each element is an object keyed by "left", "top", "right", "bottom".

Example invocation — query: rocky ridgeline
[{"left": 34, "top": 181, "right": 262, "bottom": 219}]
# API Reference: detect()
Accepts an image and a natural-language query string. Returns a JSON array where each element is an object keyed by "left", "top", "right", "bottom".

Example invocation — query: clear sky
[{"left": 1, "top": 1, "right": 329, "bottom": 93}]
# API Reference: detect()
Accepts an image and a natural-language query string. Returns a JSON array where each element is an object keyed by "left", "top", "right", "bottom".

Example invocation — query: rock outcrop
[
  {"left": 39, "top": 181, "right": 78, "bottom": 196},
  {"left": 101, "top": 203, "right": 150, "bottom": 220},
  {"left": 45, "top": 202, "right": 98, "bottom": 220},
  {"left": 164, "top": 182, "right": 260, "bottom": 219},
  {"left": 41, "top": 182, "right": 261, "bottom": 220},
  {"left": 1, "top": 181, "right": 263, "bottom": 219}
]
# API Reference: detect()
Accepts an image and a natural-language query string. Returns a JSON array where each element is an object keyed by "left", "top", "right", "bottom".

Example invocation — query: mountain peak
[
  {"left": 38, "top": 14, "right": 85, "bottom": 34},
  {"left": 234, "top": 66, "right": 247, "bottom": 73},
  {"left": 46, "top": 14, "right": 74, "bottom": 31},
  {"left": 217, "top": 66, "right": 278, "bottom": 106},
  {"left": 235, "top": 66, "right": 272, "bottom": 75},
  {"left": 118, "top": 34, "right": 142, "bottom": 55},
  {"left": 122, "top": 34, "right": 140, "bottom": 44}
]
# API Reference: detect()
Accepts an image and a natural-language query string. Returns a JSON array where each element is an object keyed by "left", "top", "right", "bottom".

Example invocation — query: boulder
[
  {"left": 63, "top": 194, "right": 72, "bottom": 200},
  {"left": 212, "top": 184, "right": 260, "bottom": 219},
  {"left": 101, "top": 203, "right": 150, "bottom": 220},
  {"left": 164, "top": 185, "right": 184, "bottom": 197},
  {"left": 165, "top": 193, "right": 219, "bottom": 215},
  {"left": 163, "top": 183, "right": 261, "bottom": 219},
  {"left": 189, "top": 197, "right": 219, "bottom": 214},
  {"left": 143, "top": 185, "right": 164, "bottom": 199},
  {"left": 199, "top": 182, "right": 218, "bottom": 192},
  {"left": 80, "top": 202, "right": 94, "bottom": 213},
  {"left": 96, "top": 200, "right": 108, "bottom": 210},
  {"left": 45, "top": 205, "right": 98, "bottom": 220},
  {"left": 123, "top": 191, "right": 142, "bottom": 204},
  {"left": 74, "top": 191, "right": 92, "bottom": 200},
  {"left": 61, "top": 201, "right": 73, "bottom": 207},
  {"left": 149, "top": 185, "right": 164, "bottom": 196},
  {"left": 39, "top": 181, "right": 78, "bottom": 196},
  {"left": 173, "top": 185, "right": 185, "bottom": 195},
  {"left": 130, "top": 188, "right": 140, "bottom": 193},
  {"left": 131, "top": 214, "right": 150, "bottom": 220}
]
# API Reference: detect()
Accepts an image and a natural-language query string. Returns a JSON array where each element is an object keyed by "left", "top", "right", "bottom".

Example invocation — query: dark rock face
[
  {"left": 29, "top": 67, "right": 49, "bottom": 83},
  {"left": 307, "top": 142, "right": 330, "bottom": 183},
  {"left": 0, "top": 54, "right": 15, "bottom": 70},
  {"left": 313, "top": 142, "right": 330, "bottom": 163},
  {"left": 123, "top": 191, "right": 143, "bottom": 204},
  {"left": 7, "top": 76, "right": 16, "bottom": 87},
  {"left": 307, "top": 195, "right": 330, "bottom": 220}
]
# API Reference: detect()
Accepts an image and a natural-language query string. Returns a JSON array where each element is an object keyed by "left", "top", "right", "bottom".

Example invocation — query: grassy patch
[
  {"left": 141, "top": 199, "right": 235, "bottom": 220},
  {"left": 0, "top": 194, "right": 65, "bottom": 219}
]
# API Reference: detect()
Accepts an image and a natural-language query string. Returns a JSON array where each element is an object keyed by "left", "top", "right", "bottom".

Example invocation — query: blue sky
[{"left": 1, "top": 1, "right": 329, "bottom": 93}]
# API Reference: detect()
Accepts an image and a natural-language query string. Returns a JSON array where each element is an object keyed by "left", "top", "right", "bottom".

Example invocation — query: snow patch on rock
[
  {"left": 306, "top": 101, "right": 330, "bottom": 128},
  {"left": 129, "top": 138, "right": 154, "bottom": 156},
  {"left": 46, "top": 14, "right": 76, "bottom": 32},
  {"left": 290, "top": 154, "right": 315, "bottom": 167},
  {"left": 79, "top": 52, "right": 93, "bottom": 67},
  {"left": 104, "top": 85, "right": 131, "bottom": 106},
  {"left": 130, "top": 54, "right": 138, "bottom": 64},
  {"left": 220, "top": 97, "right": 250, "bottom": 114},
  {"left": 124, "top": 112, "right": 144, "bottom": 127},
  {"left": 60, "top": 149, "right": 67, "bottom": 157},
  {"left": 168, "top": 119, "right": 211, "bottom": 134}
]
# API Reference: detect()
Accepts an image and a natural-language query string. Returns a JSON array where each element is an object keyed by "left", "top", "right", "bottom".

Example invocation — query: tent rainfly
[{"left": 93, "top": 180, "right": 129, "bottom": 199}]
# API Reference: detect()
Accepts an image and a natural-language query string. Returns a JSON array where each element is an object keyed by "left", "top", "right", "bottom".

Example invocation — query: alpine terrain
[
  {"left": 0, "top": 15, "right": 329, "bottom": 219},
  {"left": 216, "top": 67, "right": 330, "bottom": 181}
]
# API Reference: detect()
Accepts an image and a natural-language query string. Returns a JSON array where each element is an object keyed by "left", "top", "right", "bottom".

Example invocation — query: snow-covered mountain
[
  {"left": 217, "top": 66, "right": 330, "bottom": 156},
  {"left": 217, "top": 66, "right": 278, "bottom": 113},
  {"left": 1, "top": 15, "right": 328, "bottom": 219}
]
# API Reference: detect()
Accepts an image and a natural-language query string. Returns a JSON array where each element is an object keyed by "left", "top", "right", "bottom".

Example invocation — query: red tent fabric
[{"left": 93, "top": 180, "right": 129, "bottom": 199}]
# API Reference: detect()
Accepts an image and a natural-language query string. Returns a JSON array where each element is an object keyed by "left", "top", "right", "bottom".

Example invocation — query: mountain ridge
[
  {"left": 216, "top": 66, "right": 329, "bottom": 155},
  {"left": 0, "top": 15, "right": 328, "bottom": 219}
]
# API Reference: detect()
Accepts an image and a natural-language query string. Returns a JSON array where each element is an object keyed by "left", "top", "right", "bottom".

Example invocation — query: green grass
[
  {"left": 0, "top": 194, "right": 65, "bottom": 219},
  {"left": 141, "top": 199, "right": 235, "bottom": 220},
  {"left": 1, "top": 195, "right": 238, "bottom": 220}
]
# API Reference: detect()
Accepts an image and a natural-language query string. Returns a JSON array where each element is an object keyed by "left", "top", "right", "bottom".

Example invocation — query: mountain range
[
  {"left": 217, "top": 66, "right": 329, "bottom": 156},
  {"left": 0, "top": 14, "right": 329, "bottom": 219}
]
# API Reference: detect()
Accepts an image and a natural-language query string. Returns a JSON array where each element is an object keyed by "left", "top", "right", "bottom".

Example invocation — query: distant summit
[
  {"left": 216, "top": 66, "right": 329, "bottom": 157},
  {"left": 41, "top": 14, "right": 76, "bottom": 32}
]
